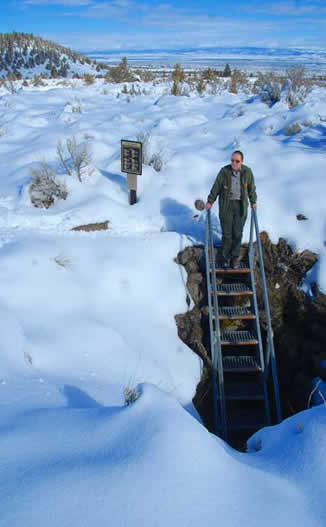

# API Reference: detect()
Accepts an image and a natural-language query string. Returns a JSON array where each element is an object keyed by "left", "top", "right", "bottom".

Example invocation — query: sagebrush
[
  {"left": 29, "top": 161, "right": 68, "bottom": 208},
  {"left": 136, "top": 132, "right": 166, "bottom": 172},
  {"left": 57, "top": 136, "right": 94, "bottom": 182}
]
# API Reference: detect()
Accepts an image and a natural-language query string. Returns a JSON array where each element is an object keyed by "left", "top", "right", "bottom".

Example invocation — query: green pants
[{"left": 219, "top": 200, "right": 246, "bottom": 260}]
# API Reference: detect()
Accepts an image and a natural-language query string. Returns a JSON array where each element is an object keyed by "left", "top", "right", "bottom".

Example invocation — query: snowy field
[
  {"left": 86, "top": 46, "right": 326, "bottom": 73},
  {"left": 0, "top": 78, "right": 325, "bottom": 526}
]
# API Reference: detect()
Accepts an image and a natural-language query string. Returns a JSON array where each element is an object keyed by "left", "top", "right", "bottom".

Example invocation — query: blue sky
[{"left": 1, "top": 0, "right": 326, "bottom": 51}]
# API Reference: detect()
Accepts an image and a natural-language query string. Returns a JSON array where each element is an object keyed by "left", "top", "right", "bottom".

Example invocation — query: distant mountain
[{"left": 0, "top": 32, "right": 107, "bottom": 79}]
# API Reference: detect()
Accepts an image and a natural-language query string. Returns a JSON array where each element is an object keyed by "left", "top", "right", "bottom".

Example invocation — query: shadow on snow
[{"left": 160, "top": 197, "right": 221, "bottom": 246}]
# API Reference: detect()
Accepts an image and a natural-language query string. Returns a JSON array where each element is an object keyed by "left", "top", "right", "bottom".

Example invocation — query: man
[{"left": 205, "top": 151, "right": 257, "bottom": 269}]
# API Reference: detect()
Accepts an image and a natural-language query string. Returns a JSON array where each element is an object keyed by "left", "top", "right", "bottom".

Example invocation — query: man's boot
[{"left": 232, "top": 256, "right": 241, "bottom": 269}]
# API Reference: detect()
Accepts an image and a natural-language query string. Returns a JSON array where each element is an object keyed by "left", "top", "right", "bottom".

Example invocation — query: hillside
[{"left": 0, "top": 32, "right": 106, "bottom": 79}]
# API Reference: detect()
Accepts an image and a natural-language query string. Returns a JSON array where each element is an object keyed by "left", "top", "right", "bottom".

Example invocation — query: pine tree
[{"left": 223, "top": 63, "right": 231, "bottom": 77}]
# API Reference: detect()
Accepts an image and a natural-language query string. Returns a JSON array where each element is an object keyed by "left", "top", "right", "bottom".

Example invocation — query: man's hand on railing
[{"left": 205, "top": 202, "right": 212, "bottom": 211}]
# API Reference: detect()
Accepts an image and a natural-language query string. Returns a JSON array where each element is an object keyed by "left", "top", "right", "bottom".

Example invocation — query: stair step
[
  {"left": 220, "top": 382, "right": 265, "bottom": 400},
  {"left": 214, "top": 261, "right": 250, "bottom": 273},
  {"left": 227, "top": 409, "right": 267, "bottom": 431},
  {"left": 220, "top": 330, "right": 258, "bottom": 346},
  {"left": 213, "top": 283, "right": 253, "bottom": 296},
  {"left": 207, "top": 246, "right": 252, "bottom": 258},
  {"left": 223, "top": 355, "right": 261, "bottom": 372},
  {"left": 218, "top": 307, "right": 255, "bottom": 320}
]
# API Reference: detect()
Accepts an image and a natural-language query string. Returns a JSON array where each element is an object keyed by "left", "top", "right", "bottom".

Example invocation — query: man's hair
[{"left": 232, "top": 150, "right": 244, "bottom": 161}]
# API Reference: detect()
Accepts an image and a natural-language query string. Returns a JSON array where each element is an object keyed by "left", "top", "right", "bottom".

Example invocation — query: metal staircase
[{"left": 205, "top": 209, "right": 282, "bottom": 445}]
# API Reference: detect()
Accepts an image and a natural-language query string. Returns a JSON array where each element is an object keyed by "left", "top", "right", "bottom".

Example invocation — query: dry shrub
[
  {"left": 196, "top": 78, "right": 206, "bottom": 95},
  {"left": 71, "top": 104, "right": 82, "bottom": 113},
  {"left": 105, "top": 57, "right": 135, "bottom": 83},
  {"left": 172, "top": 63, "right": 185, "bottom": 83},
  {"left": 229, "top": 70, "right": 249, "bottom": 94},
  {"left": 136, "top": 131, "right": 152, "bottom": 164},
  {"left": 32, "top": 74, "right": 45, "bottom": 87},
  {"left": 133, "top": 68, "right": 156, "bottom": 82},
  {"left": 208, "top": 78, "right": 225, "bottom": 95},
  {"left": 286, "top": 67, "right": 309, "bottom": 91},
  {"left": 284, "top": 68, "right": 311, "bottom": 108},
  {"left": 284, "top": 122, "right": 302, "bottom": 136},
  {"left": 136, "top": 132, "right": 166, "bottom": 171},
  {"left": 84, "top": 73, "right": 95, "bottom": 85},
  {"left": 29, "top": 161, "right": 68, "bottom": 208},
  {"left": 149, "top": 151, "right": 165, "bottom": 172},
  {"left": 171, "top": 79, "right": 181, "bottom": 96},
  {"left": 57, "top": 79, "right": 71, "bottom": 87},
  {"left": 54, "top": 253, "right": 72, "bottom": 269},
  {"left": 57, "top": 136, "right": 94, "bottom": 182},
  {"left": 201, "top": 68, "right": 218, "bottom": 82},
  {"left": 124, "top": 386, "right": 140, "bottom": 405},
  {"left": 257, "top": 68, "right": 311, "bottom": 108},
  {"left": 5, "top": 79, "right": 19, "bottom": 94},
  {"left": 255, "top": 72, "right": 282, "bottom": 105}
]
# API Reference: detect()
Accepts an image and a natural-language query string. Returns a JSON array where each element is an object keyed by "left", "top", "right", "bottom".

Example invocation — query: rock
[
  {"left": 289, "top": 250, "right": 317, "bottom": 278},
  {"left": 187, "top": 272, "right": 204, "bottom": 305},
  {"left": 308, "top": 287, "right": 326, "bottom": 319},
  {"left": 176, "top": 246, "right": 201, "bottom": 271},
  {"left": 175, "top": 308, "right": 211, "bottom": 368},
  {"left": 176, "top": 233, "right": 326, "bottom": 420},
  {"left": 194, "top": 199, "right": 205, "bottom": 211}
]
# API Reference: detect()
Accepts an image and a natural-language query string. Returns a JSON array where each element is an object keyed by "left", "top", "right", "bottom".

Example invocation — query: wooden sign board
[{"left": 121, "top": 140, "right": 142, "bottom": 176}]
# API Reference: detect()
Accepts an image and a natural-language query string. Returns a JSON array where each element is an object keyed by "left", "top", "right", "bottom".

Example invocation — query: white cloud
[
  {"left": 16, "top": 0, "right": 326, "bottom": 50},
  {"left": 63, "top": 0, "right": 326, "bottom": 39},
  {"left": 22, "top": 0, "right": 92, "bottom": 5},
  {"left": 244, "top": 1, "right": 326, "bottom": 16},
  {"left": 46, "top": 24, "right": 326, "bottom": 52},
  {"left": 72, "top": 0, "right": 145, "bottom": 18}
]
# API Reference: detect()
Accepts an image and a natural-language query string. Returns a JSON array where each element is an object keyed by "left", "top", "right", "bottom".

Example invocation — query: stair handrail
[
  {"left": 248, "top": 209, "right": 282, "bottom": 423},
  {"left": 205, "top": 209, "right": 227, "bottom": 439}
]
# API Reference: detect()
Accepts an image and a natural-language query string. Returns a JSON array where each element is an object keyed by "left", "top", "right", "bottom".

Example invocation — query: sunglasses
[{"left": 231, "top": 159, "right": 241, "bottom": 163}]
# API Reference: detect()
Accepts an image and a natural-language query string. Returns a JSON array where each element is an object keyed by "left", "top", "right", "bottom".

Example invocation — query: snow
[
  {"left": 0, "top": 40, "right": 99, "bottom": 79},
  {"left": 1, "top": 385, "right": 326, "bottom": 527},
  {"left": 0, "top": 78, "right": 326, "bottom": 525}
]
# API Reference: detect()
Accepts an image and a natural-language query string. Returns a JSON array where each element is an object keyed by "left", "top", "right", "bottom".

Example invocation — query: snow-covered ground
[{"left": 0, "top": 78, "right": 325, "bottom": 526}]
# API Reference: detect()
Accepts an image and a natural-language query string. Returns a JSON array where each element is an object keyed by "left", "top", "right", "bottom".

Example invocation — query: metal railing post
[
  {"left": 205, "top": 210, "right": 227, "bottom": 439},
  {"left": 205, "top": 216, "right": 220, "bottom": 435},
  {"left": 252, "top": 209, "right": 282, "bottom": 423}
]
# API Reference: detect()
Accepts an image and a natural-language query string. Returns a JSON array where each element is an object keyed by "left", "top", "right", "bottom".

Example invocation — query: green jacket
[{"left": 207, "top": 164, "right": 257, "bottom": 219}]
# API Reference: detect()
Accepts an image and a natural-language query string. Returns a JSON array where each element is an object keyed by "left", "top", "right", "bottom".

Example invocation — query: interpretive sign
[
  {"left": 121, "top": 139, "right": 143, "bottom": 205},
  {"left": 121, "top": 140, "right": 142, "bottom": 176}
]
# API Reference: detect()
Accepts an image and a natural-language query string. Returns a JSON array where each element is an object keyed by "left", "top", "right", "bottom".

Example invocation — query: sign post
[{"left": 121, "top": 140, "right": 142, "bottom": 205}]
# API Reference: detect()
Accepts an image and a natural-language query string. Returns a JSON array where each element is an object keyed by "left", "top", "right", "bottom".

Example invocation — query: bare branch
[{"left": 57, "top": 138, "right": 73, "bottom": 177}]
